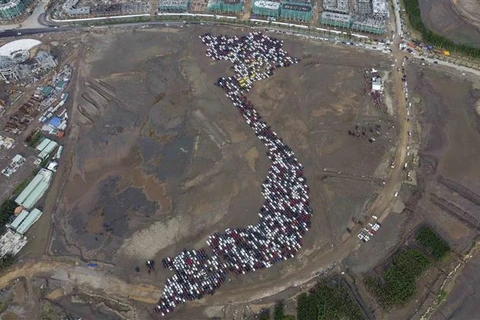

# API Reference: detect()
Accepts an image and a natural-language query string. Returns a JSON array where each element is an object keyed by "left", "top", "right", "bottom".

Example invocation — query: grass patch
[
  {"left": 364, "top": 249, "right": 432, "bottom": 309},
  {"left": 297, "top": 281, "right": 365, "bottom": 320},
  {"left": 415, "top": 226, "right": 450, "bottom": 260}
]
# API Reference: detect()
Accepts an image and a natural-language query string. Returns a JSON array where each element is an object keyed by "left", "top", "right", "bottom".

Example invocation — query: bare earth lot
[
  {"left": 419, "top": 0, "right": 480, "bottom": 47},
  {"left": 39, "top": 26, "right": 395, "bottom": 318}
]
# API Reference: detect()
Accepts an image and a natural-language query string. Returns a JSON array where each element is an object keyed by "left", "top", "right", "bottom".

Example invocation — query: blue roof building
[{"left": 49, "top": 117, "right": 62, "bottom": 128}]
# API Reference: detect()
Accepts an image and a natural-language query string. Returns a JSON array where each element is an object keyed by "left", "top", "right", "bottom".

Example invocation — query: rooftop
[
  {"left": 16, "top": 208, "right": 43, "bottom": 235},
  {"left": 15, "top": 168, "right": 53, "bottom": 209},
  {"left": 0, "top": 39, "right": 41, "bottom": 59},
  {"left": 254, "top": 1, "right": 280, "bottom": 10}
]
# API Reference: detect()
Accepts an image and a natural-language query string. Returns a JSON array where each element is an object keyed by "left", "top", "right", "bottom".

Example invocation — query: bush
[
  {"left": 0, "top": 254, "right": 15, "bottom": 269},
  {"left": 403, "top": 0, "right": 480, "bottom": 58},
  {"left": 415, "top": 226, "right": 450, "bottom": 260},
  {"left": 258, "top": 308, "right": 270, "bottom": 320},
  {"left": 297, "top": 281, "right": 364, "bottom": 320},
  {"left": 364, "top": 249, "right": 432, "bottom": 308},
  {"left": 0, "top": 199, "right": 17, "bottom": 227},
  {"left": 273, "top": 301, "right": 285, "bottom": 320}
]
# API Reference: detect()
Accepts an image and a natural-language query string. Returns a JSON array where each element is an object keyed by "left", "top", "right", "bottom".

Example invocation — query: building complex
[
  {"left": 0, "top": 39, "right": 57, "bottom": 84},
  {"left": 0, "top": 0, "right": 34, "bottom": 20},
  {"left": 321, "top": 0, "right": 388, "bottom": 34}
]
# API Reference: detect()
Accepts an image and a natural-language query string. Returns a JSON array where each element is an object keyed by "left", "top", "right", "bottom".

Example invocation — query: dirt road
[{"left": 0, "top": 259, "right": 160, "bottom": 304}]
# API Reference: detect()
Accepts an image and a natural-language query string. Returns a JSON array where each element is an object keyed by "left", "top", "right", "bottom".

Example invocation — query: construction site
[
  {"left": 0, "top": 8, "right": 477, "bottom": 319},
  {"left": 320, "top": 0, "right": 389, "bottom": 34}
]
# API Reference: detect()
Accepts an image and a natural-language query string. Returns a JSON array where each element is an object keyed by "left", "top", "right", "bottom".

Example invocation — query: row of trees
[
  {"left": 297, "top": 281, "right": 364, "bottom": 320},
  {"left": 415, "top": 226, "right": 451, "bottom": 260},
  {"left": 403, "top": 0, "right": 480, "bottom": 58},
  {"left": 364, "top": 249, "right": 432, "bottom": 309},
  {"left": 0, "top": 199, "right": 17, "bottom": 229}
]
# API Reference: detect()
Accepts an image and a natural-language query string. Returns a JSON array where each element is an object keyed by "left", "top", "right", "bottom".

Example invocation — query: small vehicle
[
  {"left": 357, "top": 233, "right": 364, "bottom": 240},
  {"left": 372, "top": 215, "right": 378, "bottom": 220}
]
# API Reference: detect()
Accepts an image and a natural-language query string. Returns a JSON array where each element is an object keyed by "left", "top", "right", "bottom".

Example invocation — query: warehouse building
[
  {"left": 207, "top": 0, "right": 244, "bottom": 13},
  {"left": 280, "top": 2, "right": 312, "bottom": 21},
  {"left": 323, "top": 0, "right": 349, "bottom": 14},
  {"left": 351, "top": 16, "right": 386, "bottom": 34},
  {"left": 158, "top": 0, "right": 189, "bottom": 12},
  {"left": 0, "top": 0, "right": 34, "bottom": 20},
  {"left": 8, "top": 208, "right": 30, "bottom": 230},
  {"left": 16, "top": 209, "right": 43, "bottom": 235},
  {"left": 252, "top": 0, "right": 280, "bottom": 18},
  {"left": 62, "top": 0, "right": 90, "bottom": 16},
  {"left": 15, "top": 169, "right": 53, "bottom": 210},
  {"left": 320, "top": 11, "right": 351, "bottom": 28},
  {"left": 38, "top": 139, "right": 58, "bottom": 160}
]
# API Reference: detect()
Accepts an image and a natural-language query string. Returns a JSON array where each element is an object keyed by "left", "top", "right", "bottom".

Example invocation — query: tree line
[{"left": 403, "top": 0, "right": 480, "bottom": 58}]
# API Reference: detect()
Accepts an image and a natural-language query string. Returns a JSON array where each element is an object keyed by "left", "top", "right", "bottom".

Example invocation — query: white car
[
  {"left": 372, "top": 215, "right": 378, "bottom": 220},
  {"left": 357, "top": 233, "right": 364, "bottom": 240},
  {"left": 363, "top": 234, "right": 371, "bottom": 242}
]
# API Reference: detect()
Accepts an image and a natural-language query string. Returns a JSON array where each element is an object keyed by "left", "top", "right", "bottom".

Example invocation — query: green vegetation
[
  {"left": 297, "top": 281, "right": 365, "bottom": 320},
  {"left": 0, "top": 254, "right": 15, "bottom": 270},
  {"left": 0, "top": 199, "right": 16, "bottom": 228},
  {"left": 25, "top": 130, "right": 44, "bottom": 148},
  {"left": 258, "top": 308, "right": 271, "bottom": 320},
  {"left": 364, "top": 249, "right": 432, "bottom": 309},
  {"left": 438, "top": 289, "right": 448, "bottom": 303},
  {"left": 416, "top": 226, "right": 451, "bottom": 260},
  {"left": 11, "top": 178, "right": 29, "bottom": 198},
  {"left": 274, "top": 301, "right": 285, "bottom": 320},
  {"left": 403, "top": 0, "right": 480, "bottom": 58}
]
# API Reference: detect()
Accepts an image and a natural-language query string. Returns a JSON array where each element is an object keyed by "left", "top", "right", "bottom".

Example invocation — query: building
[
  {"left": 320, "top": 11, "right": 351, "bottom": 28},
  {"left": 190, "top": 0, "right": 209, "bottom": 12},
  {"left": 62, "top": 0, "right": 90, "bottom": 16},
  {"left": 252, "top": 0, "right": 280, "bottom": 18},
  {"left": 158, "top": 0, "right": 189, "bottom": 12},
  {"left": 0, "top": 0, "right": 34, "bottom": 20},
  {"left": 280, "top": 1, "right": 312, "bottom": 21},
  {"left": 351, "top": 16, "right": 386, "bottom": 34},
  {"left": 15, "top": 169, "right": 53, "bottom": 210},
  {"left": 8, "top": 208, "right": 30, "bottom": 230},
  {"left": 371, "top": 76, "right": 382, "bottom": 91},
  {"left": 0, "top": 39, "right": 57, "bottom": 83},
  {"left": 38, "top": 139, "right": 58, "bottom": 160},
  {"left": 2, "top": 154, "right": 26, "bottom": 177},
  {"left": 323, "top": 0, "right": 349, "bottom": 14},
  {"left": 16, "top": 208, "right": 43, "bottom": 235},
  {"left": 355, "top": 0, "right": 371, "bottom": 15},
  {"left": 372, "top": 0, "right": 388, "bottom": 18},
  {"left": 0, "top": 229, "right": 27, "bottom": 258},
  {"left": 207, "top": 0, "right": 244, "bottom": 13}
]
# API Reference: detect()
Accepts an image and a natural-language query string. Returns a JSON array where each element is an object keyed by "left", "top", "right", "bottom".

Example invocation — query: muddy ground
[
  {"left": 39, "top": 26, "right": 396, "bottom": 318},
  {"left": 342, "top": 62, "right": 480, "bottom": 320},
  {"left": 419, "top": 0, "right": 480, "bottom": 47}
]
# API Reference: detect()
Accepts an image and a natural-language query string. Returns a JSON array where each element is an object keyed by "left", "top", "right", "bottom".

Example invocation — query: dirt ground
[
  {"left": 343, "top": 61, "right": 480, "bottom": 320},
  {"left": 419, "top": 0, "right": 480, "bottom": 47},
  {"left": 5, "top": 24, "right": 480, "bottom": 320},
  {"left": 431, "top": 249, "right": 480, "bottom": 320},
  {"left": 26, "top": 26, "right": 396, "bottom": 318}
]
